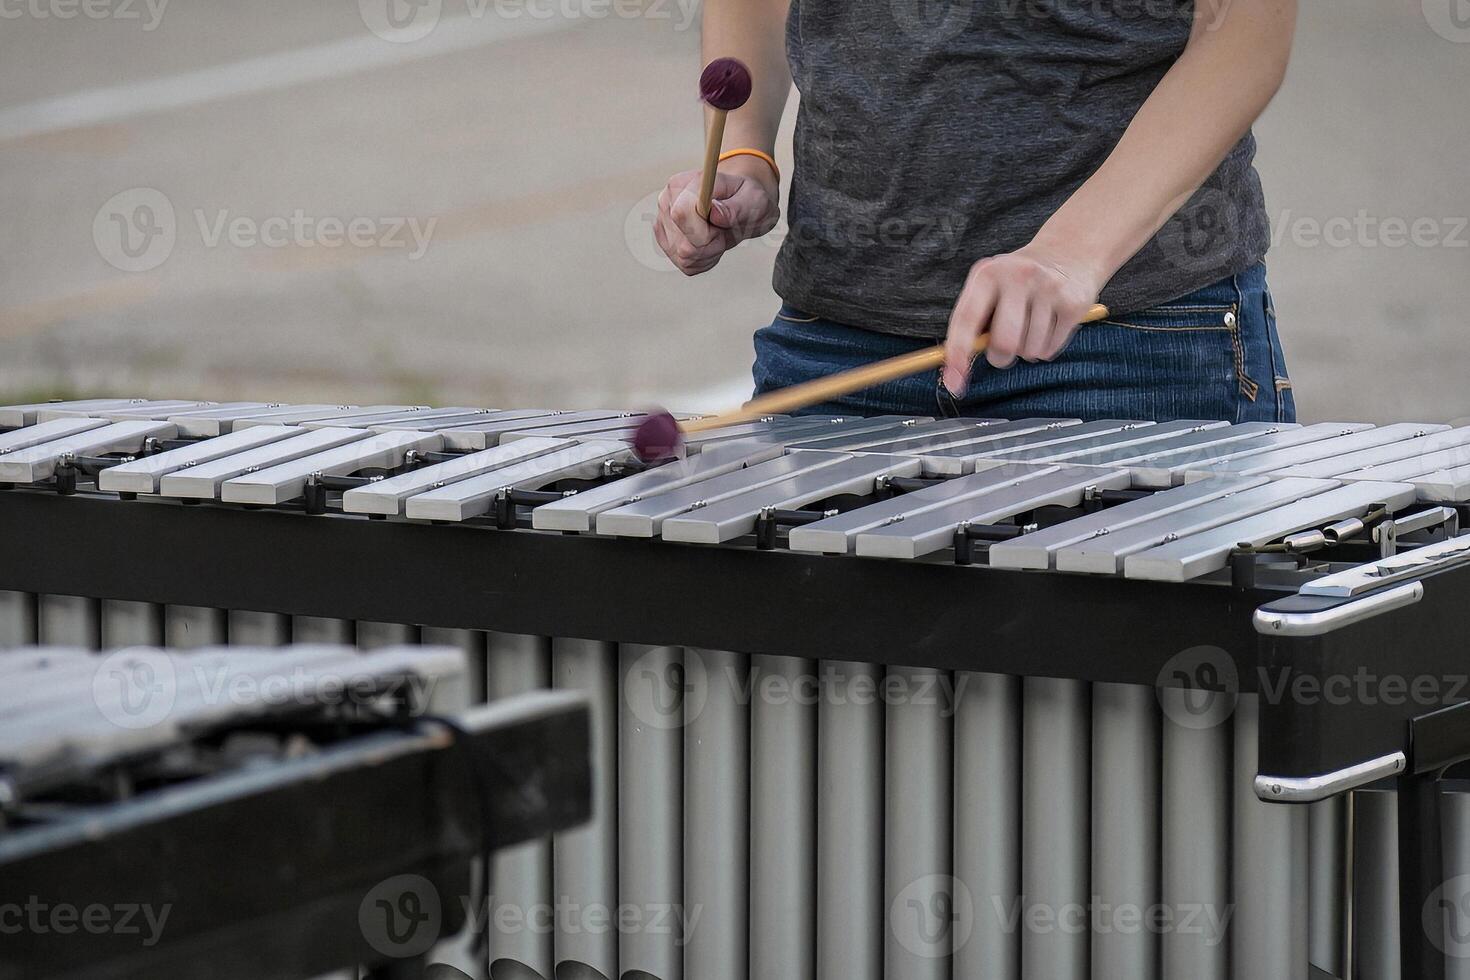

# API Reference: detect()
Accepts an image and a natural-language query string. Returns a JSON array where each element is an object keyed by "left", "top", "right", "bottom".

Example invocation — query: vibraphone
[
  {"left": 0, "top": 640, "right": 592, "bottom": 980},
  {"left": 5, "top": 397, "right": 1470, "bottom": 980}
]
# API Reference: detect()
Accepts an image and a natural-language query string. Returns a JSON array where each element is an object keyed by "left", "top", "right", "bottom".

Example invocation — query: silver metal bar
[
  {"left": 684, "top": 648, "right": 750, "bottom": 980},
  {"left": 421, "top": 628, "right": 487, "bottom": 707},
  {"left": 37, "top": 596, "right": 100, "bottom": 648},
  {"left": 595, "top": 451, "right": 844, "bottom": 538},
  {"left": 617, "top": 644, "right": 684, "bottom": 980},
  {"left": 430, "top": 410, "right": 622, "bottom": 450},
  {"left": 298, "top": 406, "right": 487, "bottom": 429},
  {"left": 1091, "top": 682, "right": 1160, "bottom": 980},
  {"left": 500, "top": 415, "right": 650, "bottom": 443},
  {"left": 404, "top": 441, "right": 632, "bottom": 522},
  {"left": 100, "top": 600, "right": 163, "bottom": 646},
  {"left": 0, "top": 420, "right": 177, "bottom": 483},
  {"left": 790, "top": 463, "right": 1062, "bottom": 555},
  {"left": 1130, "top": 422, "right": 1371, "bottom": 485},
  {"left": 817, "top": 661, "right": 884, "bottom": 980},
  {"left": 358, "top": 621, "right": 421, "bottom": 649},
  {"left": 1124, "top": 480, "right": 1419, "bottom": 582},
  {"left": 1021, "top": 677, "right": 1089, "bottom": 980},
  {"left": 98, "top": 424, "right": 301, "bottom": 494},
  {"left": 884, "top": 666, "right": 954, "bottom": 980},
  {"left": 916, "top": 420, "right": 1153, "bottom": 476},
  {"left": 1273, "top": 425, "right": 1470, "bottom": 480},
  {"left": 158, "top": 427, "right": 370, "bottom": 499},
  {"left": 1159, "top": 687, "right": 1230, "bottom": 980},
  {"left": 1230, "top": 694, "right": 1309, "bottom": 979},
  {"left": 231, "top": 404, "right": 422, "bottom": 428},
  {"left": 1254, "top": 752, "right": 1408, "bottom": 804},
  {"left": 1300, "top": 534, "right": 1470, "bottom": 597},
  {"left": 772, "top": 417, "right": 953, "bottom": 452},
  {"left": 0, "top": 592, "right": 37, "bottom": 649},
  {"left": 530, "top": 444, "right": 785, "bottom": 532},
  {"left": 165, "top": 605, "right": 227, "bottom": 647},
  {"left": 222, "top": 430, "right": 443, "bottom": 505},
  {"left": 661, "top": 454, "right": 922, "bottom": 544},
  {"left": 1441, "top": 788, "right": 1470, "bottom": 977},
  {"left": 751, "top": 654, "right": 816, "bottom": 980},
  {"left": 341, "top": 437, "right": 570, "bottom": 516},
  {"left": 1352, "top": 788, "right": 1402, "bottom": 980},
  {"left": 1127, "top": 423, "right": 1373, "bottom": 488},
  {"left": 838, "top": 418, "right": 1081, "bottom": 457},
  {"left": 1308, "top": 797, "right": 1347, "bottom": 978},
  {"left": 166, "top": 403, "right": 337, "bottom": 437},
  {"left": 94, "top": 401, "right": 271, "bottom": 422},
  {"left": 976, "top": 419, "right": 1230, "bottom": 465},
  {"left": 1055, "top": 477, "right": 1337, "bottom": 575},
  {"left": 0, "top": 398, "right": 148, "bottom": 427},
  {"left": 383, "top": 409, "right": 560, "bottom": 436},
  {"left": 36, "top": 399, "right": 210, "bottom": 422},
  {"left": 1186, "top": 422, "right": 1451, "bottom": 480},
  {"left": 854, "top": 466, "right": 1133, "bottom": 560},
  {"left": 0, "top": 417, "right": 109, "bottom": 453},
  {"left": 551, "top": 637, "right": 619, "bottom": 979},
  {"left": 228, "top": 610, "right": 290, "bottom": 646},
  {"left": 1255, "top": 582, "right": 1424, "bottom": 637},
  {"left": 988, "top": 476, "right": 1268, "bottom": 570},
  {"left": 291, "top": 616, "right": 355, "bottom": 644},
  {"left": 1339, "top": 441, "right": 1470, "bottom": 484},
  {"left": 953, "top": 671, "right": 1021, "bottom": 980},
  {"left": 485, "top": 632, "right": 554, "bottom": 979},
  {"left": 1397, "top": 462, "right": 1470, "bottom": 502}
]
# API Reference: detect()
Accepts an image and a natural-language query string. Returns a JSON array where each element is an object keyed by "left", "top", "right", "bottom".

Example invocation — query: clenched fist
[{"left": 654, "top": 156, "right": 780, "bottom": 276}]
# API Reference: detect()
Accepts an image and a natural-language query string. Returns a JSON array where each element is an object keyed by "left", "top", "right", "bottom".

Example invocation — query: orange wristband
[{"left": 718, "top": 148, "right": 781, "bottom": 184}]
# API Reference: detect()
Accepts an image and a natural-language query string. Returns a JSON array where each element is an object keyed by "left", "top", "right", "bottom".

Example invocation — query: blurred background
[{"left": 1, "top": 0, "right": 1466, "bottom": 420}]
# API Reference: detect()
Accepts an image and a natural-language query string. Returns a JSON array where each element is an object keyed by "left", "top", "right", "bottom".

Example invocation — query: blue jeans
[{"left": 752, "top": 263, "right": 1296, "bottom": 424}]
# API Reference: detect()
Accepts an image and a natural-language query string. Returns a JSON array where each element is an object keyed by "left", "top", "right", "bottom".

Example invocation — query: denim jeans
[{"left": 752, "top": 262, "right": 1296, "bottom": 424}]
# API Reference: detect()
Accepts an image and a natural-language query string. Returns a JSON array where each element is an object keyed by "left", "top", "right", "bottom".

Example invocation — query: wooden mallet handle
[
  {"left": 682, "top": 303, "right": 1110, "bottom": 434},
  {"left": 696, "top": 111, "right": 727, "bottom": 222}
]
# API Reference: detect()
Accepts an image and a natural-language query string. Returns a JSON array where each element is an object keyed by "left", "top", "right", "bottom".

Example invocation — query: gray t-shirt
[{"left": 773, "top": 0, "right": 1271, "bottom": 337}]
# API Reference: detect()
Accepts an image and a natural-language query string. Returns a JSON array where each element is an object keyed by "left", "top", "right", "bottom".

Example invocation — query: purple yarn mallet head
[
  {"left": 699, "top": 58, "right": 753, "bottom": 112},
  {"left": 632, "top": 411, "right": 683, "bottom": 463}
]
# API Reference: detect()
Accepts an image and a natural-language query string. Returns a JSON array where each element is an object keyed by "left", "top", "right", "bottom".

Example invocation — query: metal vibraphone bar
[{"left": 6, "top": 396, "right": 1470, "bottom": 980}]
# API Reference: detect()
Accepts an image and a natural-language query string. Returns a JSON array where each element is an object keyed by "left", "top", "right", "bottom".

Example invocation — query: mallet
[
  {"left": 632, "top": 304, "right": 1111, "bottom": 462},
  {"left": 695, "top": 57, "right": 754, "bottom": 221}
]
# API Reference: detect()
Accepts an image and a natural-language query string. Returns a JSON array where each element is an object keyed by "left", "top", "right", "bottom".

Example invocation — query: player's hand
[
  {"left": 942, "top": 247, "right": 1105, "bottom": 393},
  {"left": 655, "top": 157, "right": 779, "bottom": 276}
]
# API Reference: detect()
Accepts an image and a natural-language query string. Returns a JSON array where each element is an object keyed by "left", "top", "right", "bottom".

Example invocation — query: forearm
[
  {"left": 1033, "top": 0, "right": 1297, "bottom": 287},
  {"left": 702, "top": 0, "right": 793, "bottom": 156}
]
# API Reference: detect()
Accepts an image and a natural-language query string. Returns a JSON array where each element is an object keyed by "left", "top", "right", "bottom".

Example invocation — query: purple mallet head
[
  {"left": 632, "top": 411, "right": 682, "bottom": 463},
  {"left": 699, "top": 57, "right": 753, "bottom": 112}
]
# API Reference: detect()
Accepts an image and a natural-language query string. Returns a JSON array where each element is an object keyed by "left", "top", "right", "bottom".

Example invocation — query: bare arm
[
  {"left": 943, "top": 0, "right": 1298, "bottom": 390},
  {"left": 654, "top": 0, "right": 792, "bottom": 275}
]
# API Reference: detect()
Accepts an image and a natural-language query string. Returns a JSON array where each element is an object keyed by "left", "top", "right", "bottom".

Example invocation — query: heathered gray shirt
[{"left": 773, "top": 0, "right": 1271, "bottom": 337}]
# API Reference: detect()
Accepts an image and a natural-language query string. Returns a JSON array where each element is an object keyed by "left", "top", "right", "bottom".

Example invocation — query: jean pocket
[
  {"left": 1101, "top": 302, "right": 1237, "bottom": 332},
  {"left": 1263, "top": 290, "right": 1296, "bottom": 422}
]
